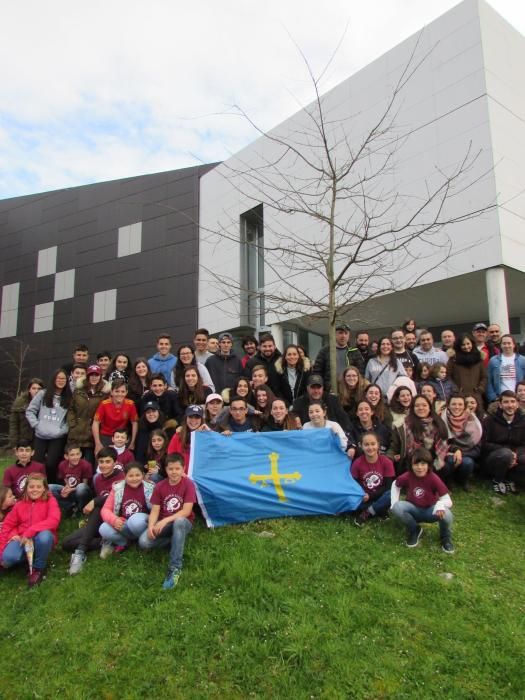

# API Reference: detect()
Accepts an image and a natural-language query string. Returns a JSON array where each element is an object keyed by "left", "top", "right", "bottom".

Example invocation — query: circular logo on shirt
[
  {"left": 18, "top": 475, "right": 28, "bottom": 494},
  {"left": 164, "top": 495, "right": 183, "bottom": 513},
  {"left": 414, "top": 487, "right": 425, "bottom": 499},
  {"left": 66, "top": 475, "right": 79, "bottom": 487},
  {"left": 123, "top": 500, "right": 141, "bottom": 517},
  {"left": 364, "top": 473, "right": 381, "bottom": 490}
]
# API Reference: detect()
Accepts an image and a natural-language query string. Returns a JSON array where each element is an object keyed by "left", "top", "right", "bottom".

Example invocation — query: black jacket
[
  {"left": 244, "top": 350, "right": 283, "bottom": 397},
  {"left": 482, "top": 410, "right": 525, "bottom": 459},
  {"left": 313, "top": 345, "right": 365, "bottom": 389},
  {"left": 206, "top": 352, "right": 244, "bottom": 394}
]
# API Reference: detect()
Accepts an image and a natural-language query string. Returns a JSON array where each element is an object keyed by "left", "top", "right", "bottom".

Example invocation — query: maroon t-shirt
[
  {"left": 114, "top": 448, "right": 135, "bottom": 470},
  {"left": 351, "top": 455, "right": 395, "bottom": 497},
  {"left": 2, "top": 461, "right": 46, "bottom": 499},
  {"left": 395, "top": 471, "right": 448, "bottom": 509},
  {"left": 151, "top": 477, "right": 196, "bottom": 523},
  {"left": 120, "top": 483, "right": 147, "bottom": 519},
  {"left": 94, "top": 470, "right": 125, "bottom": 498},
  {"left": 57, "top": 458, "right": 93, "bottom": 488}
]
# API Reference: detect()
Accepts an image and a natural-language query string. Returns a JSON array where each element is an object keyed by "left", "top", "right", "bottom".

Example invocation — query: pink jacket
[{"left": 0, "top": 496, "right": 61, "bottom": 556}]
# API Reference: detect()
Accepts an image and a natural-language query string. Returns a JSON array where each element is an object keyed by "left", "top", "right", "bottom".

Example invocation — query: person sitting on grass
[
  {"left": 0, "top": 473, "right": 61, "bottom": 587},
  {"left": 2, "top": 441, "right": 46, "bottom": 500},
  {"left": 390, "top": 447, "right": 454, "bottom": 553},
  {"left": 138, "top": 452, "right": 196, "bottom": 590},
  {"left": 62, "top": 447, "right": 124, "bottom": 575},
  {"left": 302, "top": 401, "right": 351, "bottom": 456},
  {"left": 99, "top": 462, "right": 154, "bottom": 557},
  {"left": 48, "top": 443, "right": 92, "bottom": 515},
  {"left": 352, "top": 433, "right": 395, "bottom": 527}
]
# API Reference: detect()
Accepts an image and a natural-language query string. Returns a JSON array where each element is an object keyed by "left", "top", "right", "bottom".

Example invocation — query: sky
[{"left": 2, "top": 0, "right": 525, "bottom": 200}]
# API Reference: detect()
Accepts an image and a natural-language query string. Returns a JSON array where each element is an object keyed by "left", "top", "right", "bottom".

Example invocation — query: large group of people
[{"left": 2, "top": 320, "right": 525, "bottom": 589}]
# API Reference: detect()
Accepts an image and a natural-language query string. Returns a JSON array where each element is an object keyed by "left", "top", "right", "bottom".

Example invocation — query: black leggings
[
  {"left": 33, "top": 436, "right": 67, "bottom": 484},
  {"left": 61, "top": 506, "right": 102, "bottom": 553}
]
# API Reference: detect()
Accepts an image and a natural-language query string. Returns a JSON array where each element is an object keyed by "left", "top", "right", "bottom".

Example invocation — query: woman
[
  {"left": 419, "top": 382, "right": 442, "bottom": 414},
  {"left": 127, "top": 358, "right": 152, "bottom": 404},
  {"left": 107, "top": 353, "right": 131, "bottom": 384},
  {"left": 261, "top": 398, "right": 300, "bottom": 432},
  {"left": 447, "top": 334, "right": 487, "bottom": 407},
  {"left": 26, "top": 369, "right": 72, "bottom": 483},
  {"left": 8, "top": 378, "right": 44, "bottom": 449},
  {"left": 389, "top": 385, "right": 414, "bottom": 428},
  {"left": 276, "top": 344, "right": 311, "bottom": 406},
  {"left": 178, "top": 365, "right": 213, "bottom": 411},
  {"left": 365, "top": 337, "right": 406, "bottom": 395},
  {"left": 338, "top": 367, "right": 369, "bottom": 420},
  {"left": 135, "top": 400, "right": 168, "bottom": 465},
  {"left": 253, "top": 385, "right": 277, "bottom": 424},
  {"left": 173, "top": 344, "right": 214, "bottom": 391},
  {"left": 67, "top": 365, "right": 110, "bottom": 466},
  {"left": 364, "top": 384, "right": 393, "bottom": 428},
  {"left": 302, "top": 401, "right": 350, "bottom": 454},
  {"left": 387, "top": 395, "right": 448, "bottom": 475},
  {"left": 441, "top": 394, "right": 482, "bottom": 490},
  {"left": 167, "top": 405, "right": 209, "bottom": 471},
  {"left": 487, "top": 334, "right": 525, "bottom": 402},
  {"left": 348, "top": 400, "right": 391, "bottom": 457}
]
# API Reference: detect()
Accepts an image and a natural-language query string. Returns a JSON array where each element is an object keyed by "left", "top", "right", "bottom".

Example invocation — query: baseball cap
[
  {"left": 307, "top": 374, "right": 324, "bottom": 387},
  {"left": 219, "top": 332, "right": 233, "bottom": 342},
  {"left": 185, "top": 404, "right": 204, "bottom": 417},
  {"left": 473, "top": 323, "right": 488, "bottom": 331},
  {"left": 205, "top": 393, "right": 223, "bottom": 404},
  {"left": 143, "top": 400, "right": 160, "bottom": 412},
  {"left": 336, "top": 323, "right": 350, "bottom": 332},
  {"left": 87, "top": 364, "right": 102, "bottom": 376}
]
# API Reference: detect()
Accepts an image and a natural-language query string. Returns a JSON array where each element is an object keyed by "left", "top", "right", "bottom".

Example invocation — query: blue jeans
[
  {"left": 49, "top": 483, "right": 92, "bottom": 512},
  {"left": 1, "top": 530, "right": 54, "bottom": 570},
  {"left": 440, "top": 456, "right": 475, "bottom": 483},
  {"left": 99, "top": 513, "right": 149, "bottom": 546},
  {"left": 391, "top": 501, "right": 453, "bottom": 539},
  {"left": 138, "top": 517, "right": 192, "bottom": 571}
]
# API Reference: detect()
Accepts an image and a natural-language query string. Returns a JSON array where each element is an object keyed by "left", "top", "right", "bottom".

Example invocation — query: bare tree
[
  {"left": 200, "top": 34, "right": 495, "bottom": 389},
  {"left": 0, "top": 339, "right": 34, "bottom": 446}
]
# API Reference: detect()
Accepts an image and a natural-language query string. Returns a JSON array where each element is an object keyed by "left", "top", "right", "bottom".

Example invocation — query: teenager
[
  {"left": 276, "top": 344, "right": 311, "bottom": 406},
  {"left": 8, "top": 378, "right": 44, "bottom": 448}
]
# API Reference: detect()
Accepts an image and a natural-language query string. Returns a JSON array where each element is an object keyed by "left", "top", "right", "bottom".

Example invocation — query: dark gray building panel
[{"left": 0, "top": 163, "right": 216, "bottom": 386}]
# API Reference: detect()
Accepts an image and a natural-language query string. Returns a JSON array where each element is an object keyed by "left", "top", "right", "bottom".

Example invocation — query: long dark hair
[
  {"left": 146, "top": 428, "right": 168, "bottom": 464},
  {"left": 377, "top": 336, "right": 399, "bottom": 370},
  {"left": 174, "top": 345, "right": 197, "bottom": 388},
  {"left": 254, "top": 384, "right": 276, "bottom": 419},
  {"left": 178, "top": 414, "right": 204, "bottom": 448},
  {"left": 453, "top": 333, "right": 481, "bottom": 366},
  {"left": 107, "top": 353, "right": 131, "bottom": 382},
  {"left": 43, "top": 369, "right": 72, "bottom": 408},
  {"left": 406, "top": 395, "right": 447, "bottom": 441},
  {"left": 178, "top": 365, "right": 207, "bottom": 408},
  {"left": 364, "top": 384, "right": 387, "bottom": 422},
  {"left": 128, "top": 357, "right": 152, "bottom": 398},
  {"left": 281, "top": 344, "right": 305, "bottom": 372}
]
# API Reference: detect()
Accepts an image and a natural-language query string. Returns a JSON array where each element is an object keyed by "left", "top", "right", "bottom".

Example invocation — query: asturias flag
[{"left": 189, "top": 429, "right": 364, "bottom": 527}]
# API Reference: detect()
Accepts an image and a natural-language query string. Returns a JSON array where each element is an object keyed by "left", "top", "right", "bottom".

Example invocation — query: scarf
[
  {"left": 454, "top": 348, "right": 482, "bottom": 367},
  {"left": 443, "top": 409, "right": 482, "bottom": 450},
  {"left": 405, "top": 417, "right": 448, "bottom": 470}
]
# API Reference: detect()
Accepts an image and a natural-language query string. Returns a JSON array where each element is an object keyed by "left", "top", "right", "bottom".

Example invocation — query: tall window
[{"left": 240, "top": 204, "right": 264, "bottom": 329}]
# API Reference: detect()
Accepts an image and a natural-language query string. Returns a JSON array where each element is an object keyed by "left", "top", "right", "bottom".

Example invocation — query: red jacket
[{"left": 0, "top": 496, "right": 61, "bottom": 557}]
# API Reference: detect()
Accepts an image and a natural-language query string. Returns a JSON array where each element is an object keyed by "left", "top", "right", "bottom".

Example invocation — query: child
[
  {"left": 145, "top": 429, "right": 169, "bottom": 483},
  {"left": 391, "top": 447, "right": 454, "bottom": 553},
  {"left": 138, "top": 452, "right": 196, "bottom": 589},
  {"left": 429, "top": 363, "right": 457, "bottom": 403},
  {"left": 92, "top": 379, "right": 138, "bottom": 455},
  {"left": 49, "top": 443, "right": 93, "bottom": 514},
  {"left": 302, "top": 401, "right": 350, "bottom": 455},
  {"left": 62, "top": 447, "right": 124, "bottom": 574},
  {"left": 0, "top": 487, "right": 16, "bottom": 531},
  {"left": 111, "top": 428, "right": 135, "bottom": 469},
  {"left": 2, "top": 442, "right": 46, "bottom": 499},
  {"left": 99, "top": 462, "right": 154, "bottom": 556},
  {"left": 352, "top": 433, "right": 396, "bottom": 526},
  {"left": 0, "top": 473, "right": 61, "bottom": 587}
]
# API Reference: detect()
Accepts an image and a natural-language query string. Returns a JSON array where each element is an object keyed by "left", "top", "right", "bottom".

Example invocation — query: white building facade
[{"left": 198, "top": 0, "right": 525, "bottom": 347}]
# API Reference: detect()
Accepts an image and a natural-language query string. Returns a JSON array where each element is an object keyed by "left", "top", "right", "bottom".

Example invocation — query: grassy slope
[{"left": 1, "top": 458, "right": 524, "bottom": 699}]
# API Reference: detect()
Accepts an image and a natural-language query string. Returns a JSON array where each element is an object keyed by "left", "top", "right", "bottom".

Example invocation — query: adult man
[
  {"left": 440, "top": 330, "right": 456, "bottom": 357},
  {"left": 487, "top": 334, "right": 525, "bottom": 402},
  {"left": 217, "top": 396, "right": 257, "bottom": 433},
  {"left": 291, "top": 375, "right": 351, "bottom": 432},
  {"left": 207, "top": 337, "right": 219, "bottom": 354},
  {"left": 482, "top": 390, "right": 525, "bottom": 494},
  {"left": 355, "top": 331, "right": 372, "bottom": 367},
  {"left": 244, "top": 333, "right": 282, "bottom": 396},
  {"left": 413, "top": 330, "right": 448, "bottom": 366},
  {"left": 241, "top": 335, "right": 258, "bottom": 368},
  {"left": 205, "top": 332, "right": 243, "bottom": 394},
  {"left": 472, "top": 323, "right": 499, "bottom": 367},
  {"left": 391, "top": 329, "right": 419, "bottom": 375},
  {"left": 404, "top": 332, "right": 417, "bottom": 352},
  {"left": 194, "top": 329, "right": 213, "bottom": 365},
  {"left": 148, "top": 334, "right": 177, "bottom": 386},
  {"left": 62, "top": 344, "right": 90, "bottom": 376},
  {"left": 487, "top": 323, "right": 502, "bottom": 355},
  {"left": 313, "top": 323, "right": 365, "bottom": 389}
]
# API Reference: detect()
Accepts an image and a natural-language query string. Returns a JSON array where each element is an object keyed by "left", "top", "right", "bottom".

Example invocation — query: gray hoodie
[{"left": 26, "top": 390, "right": 69, "bottom": 440}]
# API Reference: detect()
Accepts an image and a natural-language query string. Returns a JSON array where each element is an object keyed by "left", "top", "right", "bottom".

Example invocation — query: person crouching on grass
[
  {"left": 138, "top": 452, "right": 196, "bottom": 590},
  {"left": 0, "top": 473, "right": 61, "bottom": 587},
  {"left": 391, "top": 447, "right": 454, "bottom": 553}
]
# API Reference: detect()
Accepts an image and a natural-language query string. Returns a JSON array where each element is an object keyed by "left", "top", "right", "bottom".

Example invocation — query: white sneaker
[
  {"left": 99, "top": 541, "right": 114, "bottom": 560},
  {"left": 69, "top": 550, "right": 86, "bottom": 575}
]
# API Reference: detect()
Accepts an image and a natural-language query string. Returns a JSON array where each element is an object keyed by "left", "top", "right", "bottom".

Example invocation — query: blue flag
[{"left": 189, "top": 429, "right": 365, "bottom": 528}]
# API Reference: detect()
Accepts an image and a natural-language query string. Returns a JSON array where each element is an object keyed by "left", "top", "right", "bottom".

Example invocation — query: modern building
[{"left": 1, "top": 0, "right": 525, "bottom": 388}]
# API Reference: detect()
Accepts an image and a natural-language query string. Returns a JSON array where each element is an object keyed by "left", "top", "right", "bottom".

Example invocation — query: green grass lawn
[{"left": 1, "top": 458, "right": 525, "bottom": 699}]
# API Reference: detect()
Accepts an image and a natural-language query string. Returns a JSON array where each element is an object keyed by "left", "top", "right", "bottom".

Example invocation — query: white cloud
[{"left": 1, "top": 0, "right": 525, "bottom": 197}]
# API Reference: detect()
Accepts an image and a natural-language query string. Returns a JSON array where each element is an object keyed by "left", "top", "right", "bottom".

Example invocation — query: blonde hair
[{"left": 22, "top": 473, "right": 50, "bottom": 501}]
